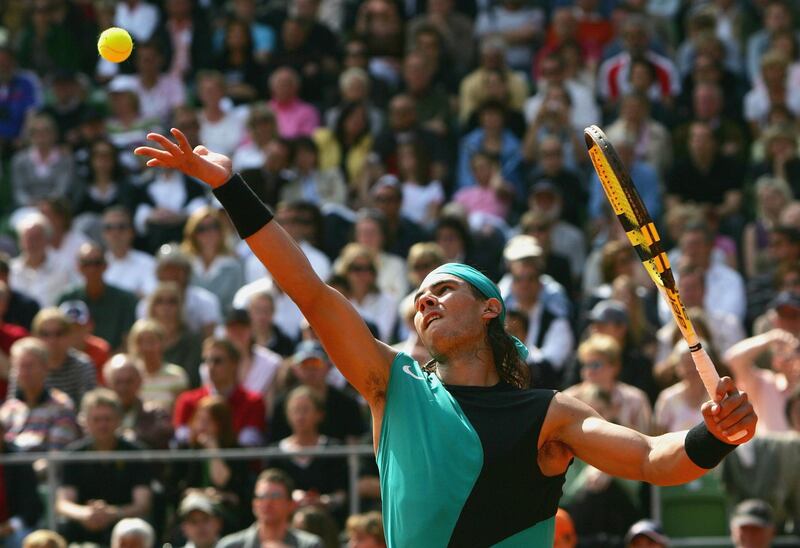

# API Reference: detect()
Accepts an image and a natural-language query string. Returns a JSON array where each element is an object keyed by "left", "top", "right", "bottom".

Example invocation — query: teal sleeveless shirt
[{"left": 377, "top": 353, "right": 566, "bottom": 547}]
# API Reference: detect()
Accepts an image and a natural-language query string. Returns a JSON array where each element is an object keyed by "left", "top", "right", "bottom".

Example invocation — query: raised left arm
[{"left": 542, "top": 377, "right": 757, "bottom": 486}]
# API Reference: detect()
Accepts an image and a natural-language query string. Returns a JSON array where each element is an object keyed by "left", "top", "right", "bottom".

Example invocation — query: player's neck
[{"left": 436, "top": 343, "right": 500, "bottom": 387}]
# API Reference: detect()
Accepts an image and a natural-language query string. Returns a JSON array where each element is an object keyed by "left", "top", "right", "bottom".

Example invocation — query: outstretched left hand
[{"left": 701, "top": 376, "right": 757, "bottom": 445}]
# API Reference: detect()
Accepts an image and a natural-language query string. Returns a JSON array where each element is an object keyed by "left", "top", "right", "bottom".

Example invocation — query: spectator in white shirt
[
  {"left": 197, "top": 71, "right": 248, "bottom": 157},
  {"left": 10, "top": 213, "right": 76, "bottom": 308},
  {"left": 231, "top": 105, "right": 278, "bottom": 172},
  {"left": 115, "top": 0, "right": 160, "bottom": 43},
  {"left": 101, "top": 207, "right": 157, "bottom": 298}
]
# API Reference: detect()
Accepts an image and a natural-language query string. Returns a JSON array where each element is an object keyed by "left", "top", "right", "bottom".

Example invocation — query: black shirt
[
  {"left": 270, "top": 385, "right": 366, "bottom": 442},
  {"left": 667, "top": 154, "right": 743, "bottom": 205}
]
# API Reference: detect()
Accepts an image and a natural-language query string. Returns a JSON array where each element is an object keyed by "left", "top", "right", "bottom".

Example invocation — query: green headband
[{"left": 427, "top": 263, "right": 529, "bottom": 361}]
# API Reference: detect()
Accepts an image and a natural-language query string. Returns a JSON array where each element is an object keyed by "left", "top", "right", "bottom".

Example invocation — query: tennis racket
[{"left": 584, "top": 125, "right": 746, "bottom": 441}]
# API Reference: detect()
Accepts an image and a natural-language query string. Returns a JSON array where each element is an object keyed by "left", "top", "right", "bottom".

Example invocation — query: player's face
[{"left": 413, "top": 274, "right": 487, "bottom": 357}]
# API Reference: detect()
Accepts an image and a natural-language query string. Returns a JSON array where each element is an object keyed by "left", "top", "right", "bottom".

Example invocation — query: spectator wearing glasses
[
  {"left": 57, "top": 242, "right": 138, "bottom": 351},
  {"left": 218, "top": 468, "right": 323, "bottom": 548},
  {"left": 173, "top": 337, "right": 266, "bottom": 447},
  {"left": 56, "top": 389, "right": 152, "bottom": 546},
  {"left": 1, "top": 337, "right": 79, "bottom": 452},
  {"left": 8, "top": 308, "right": 96, "bottom": 408},
  {"left": 176, "top": 491, "right": 224, "bottom": 548},
  {"left": 368, "top": 175, "right": 428, "bottom": 258},
  {"left": 101, "top": 207, "right": 157, "bottom": 298}
]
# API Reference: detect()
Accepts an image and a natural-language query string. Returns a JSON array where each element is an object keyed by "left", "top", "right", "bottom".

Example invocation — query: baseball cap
[
  {"left": 503, "top": 234, "right": 543, "bottom": 262},
  {"left": 59, "top": 300, "right": 90, "bottom": 325},
  {"left": 588, "top": 299, "right": 629, "bottom": 325},
  {"left": 624, "top": 519, "right": 669, "bottom": 546},
  {"left": 730, "top": 499, "right": 774, "bottom": 529},
  {"left": 107, "top": 75, "right": 138, "bottom": 94},
  {"left": 770, "top": 290, "right": 800, "bottom": 312},
  {"left": 292, "top": 340, "right": 328, "bottom": 365},
  {"left": 178, "top": 493, "right": 219, "bottom": 519}
]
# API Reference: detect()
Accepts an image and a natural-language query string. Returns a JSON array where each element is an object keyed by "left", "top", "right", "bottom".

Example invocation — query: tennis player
[{"left": 135, "top": 129, "right": 757, "bottom": 548}]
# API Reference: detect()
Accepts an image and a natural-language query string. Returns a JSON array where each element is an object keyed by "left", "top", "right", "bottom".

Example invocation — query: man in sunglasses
[
  {"left": 57, "top": 242, "right": 137, "bottom": 351},
  {"left": 100, "top": 206, "right": 157, "bottom": 298}
]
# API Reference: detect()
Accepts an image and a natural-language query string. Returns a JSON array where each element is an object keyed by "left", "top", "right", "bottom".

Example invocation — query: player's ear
[{"left": 482, "top": 298, "right": 502, "bottom": 321}]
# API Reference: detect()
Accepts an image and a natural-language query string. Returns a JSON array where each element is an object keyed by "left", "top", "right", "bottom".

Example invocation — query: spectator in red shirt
[
  {"left": 0, "top": 282, "right": 27, "bottom": 402},
  {"left": 173, "top": 337, "right": 266, "bottom": 447}
]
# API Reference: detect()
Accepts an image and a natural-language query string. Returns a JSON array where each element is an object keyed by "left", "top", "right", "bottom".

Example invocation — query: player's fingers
[
  {"left": 145, "top": 158, "right": 166, "bottom": 168},
  {"left": 701, "top": 400, "right": 716, "bottom": 422},
  {"left": 134, "top": 146, "right": 174, "bottom": 161},
  {"left": 193, "top": 145, "right": 209, "bottom": 156},
  {"left": 715, "top": 391, "right": 747, "bottom": 422},
  {"left": 171, "top": 127, "right": 193, "bottom": 154},
  {"left": 714, "top": 376, "right": 738, "bottom": 404},
  {"left": 717, "top": 398, "right": 752, "bottom": 431},
  {"left": 145, "top": 132, "right": 182, "bottom": 156},
  {"left": 720, "top": 412, "right": 757, "bottom": 441}
]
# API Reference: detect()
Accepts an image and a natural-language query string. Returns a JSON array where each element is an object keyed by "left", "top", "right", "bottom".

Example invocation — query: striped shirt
[
  {"left": 7, "top": 349, "right": 97, "bottom": 409},
  {"left": 0, "top": 388, "right": 80, "bottom": 451},
  {"left": 140, "top": 363, "right": 189, "bottom": 411}
]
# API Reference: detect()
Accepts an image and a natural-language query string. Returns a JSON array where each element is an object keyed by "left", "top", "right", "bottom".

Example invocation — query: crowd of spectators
[{"left": 0, "top": 0, "right": 800, "bottom": 546}]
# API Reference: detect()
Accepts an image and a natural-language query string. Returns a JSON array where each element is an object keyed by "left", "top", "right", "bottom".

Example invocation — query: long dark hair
[{"left": 421, "top": 286, "right": 530, "bottom": 389}]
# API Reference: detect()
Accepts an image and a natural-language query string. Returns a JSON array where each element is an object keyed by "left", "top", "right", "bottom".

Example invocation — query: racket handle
[{"left": 690, "top": 346, "right": 747, "bottom": 442}]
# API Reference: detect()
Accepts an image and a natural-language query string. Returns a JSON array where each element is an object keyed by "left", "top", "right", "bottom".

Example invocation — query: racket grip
[{"left": 690, "top": 346, "right": 747, "bottom": 442}]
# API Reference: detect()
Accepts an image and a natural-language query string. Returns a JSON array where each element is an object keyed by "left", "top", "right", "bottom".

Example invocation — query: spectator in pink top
[
  {"left": 267, "top": 67, "right": 320, "bottom": 138},
  {"left": 453, "top": 150, "right": 513, "bottom": 220}
]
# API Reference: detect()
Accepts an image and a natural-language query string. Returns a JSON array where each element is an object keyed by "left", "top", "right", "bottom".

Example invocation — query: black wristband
[
  {"left": 212, "top": 173, "right": 273, "bottom": 239},
  {"left": 684, "top": 422, "right": 737, "bottom": 469}
]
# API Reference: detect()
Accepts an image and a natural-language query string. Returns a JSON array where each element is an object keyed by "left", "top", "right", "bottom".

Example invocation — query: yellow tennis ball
[{"left": 97, "top": 27, "right": 133, "bottom": 63}]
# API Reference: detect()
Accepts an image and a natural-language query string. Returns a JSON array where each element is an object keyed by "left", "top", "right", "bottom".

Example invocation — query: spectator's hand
[
  {"left": 83, "top": 502, "right": 116, "bottom": 531},
  {"left": 135, "top": 129, "right": 232, "bottom": 189},
  {"left": 701, "top": 376, "right": 757, "bottom": 445},
  {"left": 293, "top": 488, "right": 320, "bottom": 507}
]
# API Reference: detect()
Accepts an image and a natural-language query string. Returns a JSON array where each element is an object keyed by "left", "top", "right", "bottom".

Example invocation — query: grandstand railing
[
  {"left": 1, "top": 447, "right": 798, "bottom": 547},
  {"left": 0, "top": 444, "right": 375, "bottom": 531}
]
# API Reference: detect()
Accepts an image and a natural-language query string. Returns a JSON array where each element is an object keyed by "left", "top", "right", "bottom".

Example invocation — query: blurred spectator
[
  {"left": 0, "top": 423, "right": 44, "bottom": 548},
  {"left": 368, "top": 175, "right": 428, "bottom": 258},
  {"left": 197, "top": 70, "right": 247, "bottom": 157},
  {"left": 1, "top": 337, "right": 79, "bottom": 451},
  {"left": 156, "top": 0, "right": 213, "bottom": 81},
  {"left": 58, "top": 300, "right": 110, "bottom": 383},
  {"left": 7, "top": 308, "right": 96, "bottom": 408},
  {"left": 173, "top": 337, "right": 266, "bottom": 447},
  {"left": 57, "top": 242, "right": 138, "bottom": 350},
  {"left": 246, "top": 290, "right": 295, "bottom": 358},
  {"left": 517, "top": 211, "right": 574, "bottom": 296},
  {"left": 525, "top": 135, "right": 586, "bottom": 229},
  {"left": 291, "top": 506, "right": 340, "bottom": 548},
  {"left": 654, "top": 339, "right": 707, "bottom": 433},
  {"left": 143, "top": 282, "right": 203, "bottom": 387},
  {"left": 744, "top": 52, "right": 800, "bottom": 136},
  {"left": 127, "top": 319, "right": 189, "bottom": 412},
  {"left": 142, "top": 244, "right": 222, "bottom": 337},
  {"left": 624, "top": 519, "right": 669, "bottom": 548},
  {"left": 553, "top": 508, "right": 577, "bottom": 548},
  {"left": 725, "top": 326, "right": 799, "bottom": 433},
  {"left": 748, "top": 124, "right": 800, "bottom": 188},
  {"left": 181, "top": 206, "right": 244, "bottom": 316},
  {"left": 522, "top": 83, "right": 585, "bottom": 171},
  {"left": 16, "top": 0, "right": 84, "bottom": 75},
  {"left": 745, "top": 0, "right": 798, "bottom": 83},
  {"left": 354, "top": 0, "right": 404, "bottom": 87},
  {"left": 110, "top": 517, "right": 155, "bottom": 548},
  {"left": 232, "top": 105, "right": 278, "bottom": 172},
  {"left": 345, "top": 510, "right": 386, "bottom": 548},
  {"left": 73, "top": 139, "right": 138, "bottom": 221},
  {"left": 453, "top": 150, "right": 513, "bottom": 222},
  {"left": 36, "top": 198, "right": 91, "bottom": 280},
  {"left": 21, "top": 530, "right": 66, "bottom": 548},
  {"left": 333, "top": 243, "right": 398, "bottom": 341},
  {"left": 214, "top": 18, "right": 263, "bottom": 105},
  {"left": 743, "top": 178, "right": 794, "bottom": 279},
  {"left": 393, "top": 142, "right": 443, "bottom": 228},
  {"left": 0, "top": 47, "right": 41, "bottom": 150},
  {"left": 269, "top": 341, "right": 366, "bottom": 444},
  {"left": 0, "top": 281, "right": 27, "bottom": 396},
  {"left": 729, "top": 499, "right": 775, "bottom": 548},
  {"left": 177, "top": 491, "right": 224, "bottom": 548},
  {"left": 500, "top": 236, "right": 573, "bottom": 388},
  {"left": 528, "top": 181, "right": 587, "bottom": 280},
  {"left": 117, "top": 41, "right": 187, "bottom": 124},
  {"left": 457, "top": 101, "right": 522, "bottom": 193},
  {"left": 0, "top": 254, "right": 40, "bottom": 331},
  {"left": 407, "top": 0, "right": 473, "bottom": 76},
  {"left": 606, "top": 92, "right": 672, "bottom": 177},
  {"left": 40, "top": 70, "right": 90, "bottom": 146},
  {"left": 352, "top": 209, "right": 408, "bottom": 300},
  {"left": 11, "top": 113, "right": 75, "bottom": 210},
  {"left": 217, "top": 468, "right": 323, "bottom": 548},
  {"left": 104, "top": 354, "right": 173, "bottom": 450},
  {"left": 280, "top": 137, "right": 348, "bottom": 206},
  {"left": 222, "top": 309, "right": 281, "bottom": 407},
  {"left": 268, "top": 67, "right": 320, "bottom": 139},
  {"left": 314, "top": 101, "right": 373, "bottom": 193},
  {"left": 598, "top": 14, "right": 680, "bottom": 105},
  {"left": 171, "top": 396, "right": 253, "bottom": 532},
  {"left": 400, "top": 50, "right": 451, "bottom": 139},
  {"left": 461, "top": 67, "right": 526, "bottom": 138},
  {"left": 474, "top": 0, "right": 544, "bottom": 73},
  {"left": 115, "top": 0, "right": 160, "bottom": 43},
  {"left": 240, "top": 137, "right": 293, "bottom": 207},
  {"left": 267, "top": 386, "right": 347, "bottom": 517},
  {"left": 101, "top": 207, "right": 157, "bottom": 298},
  {"left": 56, "top": 388, "right": 152, "bottom": 546}
]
